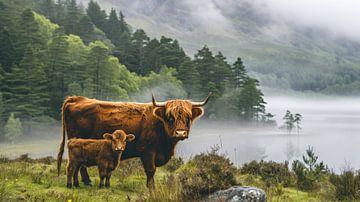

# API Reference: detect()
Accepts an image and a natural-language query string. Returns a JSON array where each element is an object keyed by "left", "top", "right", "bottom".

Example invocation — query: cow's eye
[
  {"left": 186, "top": 118, "right": 191, "bottom": 126},
  {"left": 169, "top": 116, "right": 174, "bottom": 126}
]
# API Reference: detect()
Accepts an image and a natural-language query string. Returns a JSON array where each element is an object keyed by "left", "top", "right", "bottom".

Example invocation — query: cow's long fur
[{"left": 57, "top": 96, "right": 206, "bottom": 188}]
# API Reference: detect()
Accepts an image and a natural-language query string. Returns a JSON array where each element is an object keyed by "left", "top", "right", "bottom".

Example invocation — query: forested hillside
[
  {"left": 88, "top": 0, "right": 360, "bottom": 94},
  {"left": 0, "top": 0, "right": 273, "bottom": 142}
]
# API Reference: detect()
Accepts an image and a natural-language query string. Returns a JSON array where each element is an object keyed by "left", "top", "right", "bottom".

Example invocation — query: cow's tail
[{"left": 57, "top": 99, "right": 68, "bottom": 176}]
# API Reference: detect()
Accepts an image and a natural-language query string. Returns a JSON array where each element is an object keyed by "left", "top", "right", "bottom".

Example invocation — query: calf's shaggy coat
[{"left": 66, "top": 130, "right": 135, "bottom": 188}]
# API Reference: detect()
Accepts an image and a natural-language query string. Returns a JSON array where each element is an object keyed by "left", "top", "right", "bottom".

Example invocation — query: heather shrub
[{"left": 177, "top": 146, "right": 237, "bottom": 199}]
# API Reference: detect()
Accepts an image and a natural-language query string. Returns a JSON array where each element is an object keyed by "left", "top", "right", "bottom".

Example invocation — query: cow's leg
[
  {"left": 98, "top": 166, "right": 106, "bottom": 188},
  {"left": 105, "top": 171, "right": 111, "bottom": 188},
  {"left": 80, "top": 166, "right": 92, "bottom": 185},
  {"left": 66, "top": 161, "right": 74, "bottom": 188},
  {"left": 73, "top": 164, "right": 81, "bottom": 187},
  {"left": 141, "top": 150, "right": 156, "bottom": 190}
]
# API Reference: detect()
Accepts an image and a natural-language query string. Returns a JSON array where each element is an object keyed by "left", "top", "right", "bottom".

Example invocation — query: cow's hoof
[
  {"left": 67, "top": 184, "right": 72, "bottom": 188},
  {"left": 74, "top": 183, "right": 80, "bottom": 188}
]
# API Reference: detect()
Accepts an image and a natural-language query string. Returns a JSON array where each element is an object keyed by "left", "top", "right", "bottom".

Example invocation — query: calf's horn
[
  {"left": 152, "top": 93, "right": 166, "bottom": 107},
  {"left": 191, "top": 92, "right": 212, "bottom": 107}
]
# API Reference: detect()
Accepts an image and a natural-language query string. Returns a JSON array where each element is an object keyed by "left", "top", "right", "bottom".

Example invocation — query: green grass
[{"left": 0, "top": 156, "right": 342, "bottom": 202}]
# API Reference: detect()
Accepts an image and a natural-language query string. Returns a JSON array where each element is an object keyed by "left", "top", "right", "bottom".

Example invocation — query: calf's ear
[
  {"left": 126, "top": 134, "right": 136, "bottom": 142},
  {"left": 192, "top": 107, "right": 204, "bottom": 121},
  {"left": 103, "top": 133, "right": 113, "bottom": 140},
  {"left": 153, "top": 107, "right": 166, "bottom": 122}
]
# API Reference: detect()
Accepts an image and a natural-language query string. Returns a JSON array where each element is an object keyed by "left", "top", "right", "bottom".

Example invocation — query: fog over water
[
  {"left": 177, "top": 96, "right": 360, "bottom": 172},
  {"left": 1, "top": 95, "right": 359, "bottom": 172}
]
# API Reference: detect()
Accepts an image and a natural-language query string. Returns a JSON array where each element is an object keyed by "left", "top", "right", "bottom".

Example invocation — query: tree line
[{"left": 0, "top": 0, "right": 274, "bottom": 141}]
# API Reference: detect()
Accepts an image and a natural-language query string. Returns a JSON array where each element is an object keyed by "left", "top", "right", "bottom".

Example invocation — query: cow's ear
[
  {"left": 126, "top": 134, "right": 135, "bottom": 142},
  {"left": 192, "top": 107, "right": 204, "bottom": 121},
  {"left": 103, "top": 133, "right": 113, "bottom": 140},
  {"left": 153, "top": 107, "right": 166, "bottom": 122}
]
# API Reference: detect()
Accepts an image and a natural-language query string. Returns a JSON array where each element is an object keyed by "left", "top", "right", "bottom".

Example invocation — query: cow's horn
[
  {"left": 152, "top": 93, "right": 166, "bottom": 107},
  {"left": 191, "top": 92, "right": 212, "bottom": 107}
]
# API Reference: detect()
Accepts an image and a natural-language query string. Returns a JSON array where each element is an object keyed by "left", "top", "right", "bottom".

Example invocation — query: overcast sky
[{"left": 257, "top": 0, "right": 360, "bottom": 41}]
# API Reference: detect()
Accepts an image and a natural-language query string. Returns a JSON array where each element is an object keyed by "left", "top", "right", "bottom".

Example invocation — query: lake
[
  {"left": 177, "top": 96, "right": 360, "bottom": 172},
  {"left": 1, "top": 96, "right": 359, "bottom": 172}
]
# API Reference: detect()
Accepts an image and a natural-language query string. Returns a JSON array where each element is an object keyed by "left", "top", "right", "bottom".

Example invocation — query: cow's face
[
  {"left": 103, "top": 130, "right": 135, "bottom": 152},
  {"left": 153, "top": 100, "right": 205, "bottom": 140}
]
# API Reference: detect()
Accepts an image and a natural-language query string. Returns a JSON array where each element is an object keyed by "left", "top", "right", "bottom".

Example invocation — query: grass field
[{"left": 0, "top": 154, "right": 324, "bottom": 202}]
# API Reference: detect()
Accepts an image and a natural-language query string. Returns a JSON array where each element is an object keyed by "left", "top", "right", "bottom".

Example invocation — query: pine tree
[
  {"left": 37, "top": 0, "right": 56, "bottom": 22},
  {"left": 64, "top": 0, "right": 79, "bottom": 34},
  {"left": 54, "top": 0, "right": 66, "bottom": 25},
  {"left": 106, "top": 8, "right": 122, "bottom": 46},
  {"left": 283, "top": 110, "right": 295, "bottom": 134},
  {"left": 15, "top": 9, "right": 46, "bottom": 63},
  {"left": 0, "top": 28, "right": 15, "bottom": 71},
  {"left": 119, "top": 11, "right": 130, "bottom": 34},
  {"left": 87, "top": 41, "right": 110, "bottom": 99},
  {"left": 4, "top": 113, "right": 23, "bottom": 143},
  {"left": 232, "top": 57, "right": 247, "bottom": 88},
  {"left": 47, "top": 29, "right": 71, "bottom": 118},
  {"left": 86, "top": 0, "right": 107, "bottom": 31},
  {"left": 131, "top": 29, "right": 149, "bottom": 74},
  {"left": 294, "top": 113, "right": 303, "bottom": 134},
  {"left": 143, "top": 38, "right": 161, "bottom": 74},
  {"left": 177, "top": 57, "right": 201, "bottom": 98},
  {"left": 76, "top": 15, "right": 94, "bottom": 44},
  {"left": 19, "top": 46, "right": 50, "bottom": 119},
  {"left": 235, "top": 78, "right": 266, "bottom": 121}
]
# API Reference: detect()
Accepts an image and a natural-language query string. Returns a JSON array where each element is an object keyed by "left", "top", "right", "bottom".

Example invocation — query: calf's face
[{"left": 103, "top": 130, "right": 135, "bottom": 152}]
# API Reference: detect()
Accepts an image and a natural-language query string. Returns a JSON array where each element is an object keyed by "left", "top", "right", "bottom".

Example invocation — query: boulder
[{"left": 206, "top": 186, "right": 266, "bottom": 202}]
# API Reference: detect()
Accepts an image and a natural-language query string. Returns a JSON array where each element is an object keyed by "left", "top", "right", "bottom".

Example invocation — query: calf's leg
[
  {"left": 73, "top": 164, "right": 81, "bottom": 187},
  {"left": 66, "top": 161, "right": 75, "bottom": 188},
  {"left": 80, "top": 166, "right": 92, "bottom": 185},
  {"left": 141, "top": 150, "right": 156, "bottom": 190},
  {"left": 98, "top": 165, "right": 107, "bottom": 188},
  {"left": 105, "top": 171, "right": 112, "bottom": 188}
]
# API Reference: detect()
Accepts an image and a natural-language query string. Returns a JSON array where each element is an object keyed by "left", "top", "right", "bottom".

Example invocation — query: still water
[{"left": 178, "top": 96, "right": 360, "bottom": 172}]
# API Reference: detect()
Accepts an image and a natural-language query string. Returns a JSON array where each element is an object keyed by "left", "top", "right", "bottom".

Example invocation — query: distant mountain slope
[{"left": 82, "top": 0, "right": 360, "bottom": 94}]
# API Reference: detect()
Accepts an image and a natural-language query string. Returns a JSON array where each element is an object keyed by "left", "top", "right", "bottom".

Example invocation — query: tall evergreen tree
[
  {"left": 0, "top": 28, "right": 15, "bottom": 71},
  {"left": 15, "top": 9, "right": 46, "bottom": 63},
  {"left": 47, "top": 29, "right": 71, "bottom": 118},
  {"left": 106, "top": 8, "right": 122, "bottom": 45},
  {"left": 143, "top": 38, "right": 161, "bottom": 74},
  {"left": 37, "top": 0, "right": 56, "bottom": 22},
  {"left": 234, "top": 78, "right": 266, "bottom": 121},
  {"left": 130, "top": 29, "right": 149, "bottom": 74},
  {"left": 76, "top": 15, "right": 94, "bottom": 44},
  {"left": 177, "top": 57, "right": 201, "bottom": 98},
  {"left": 86, "top": 41, "right": 110, "bottom": 99},
  {"left": 232, "top": 57, "right": 247, "bottom": 88},
  {"left": 64, "top": 0, "right": 79, "bottom": 34},
  {"left": 19, "top": 46, "right": 49, "bottom": 118},
  {"left": 119, "top": 11, "right": 130, "bottom": 33},
  {"left": 86, "top": 0, "right": 107, "bottom": 31}
]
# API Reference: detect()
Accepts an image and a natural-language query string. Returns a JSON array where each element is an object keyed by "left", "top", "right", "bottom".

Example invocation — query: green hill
[{"left": 86, "top": 0, "right": 360, "bottom": 94}]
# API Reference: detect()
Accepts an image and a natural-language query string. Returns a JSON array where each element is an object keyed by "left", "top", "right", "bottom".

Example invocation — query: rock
[{"left": 206, "top": 186, "right": 266, "bottom": 202}]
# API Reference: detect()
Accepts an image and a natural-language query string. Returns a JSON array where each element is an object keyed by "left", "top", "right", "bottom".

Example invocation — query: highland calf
[{"left": 66, "top": 130, "right": 135, "bottom": 188}]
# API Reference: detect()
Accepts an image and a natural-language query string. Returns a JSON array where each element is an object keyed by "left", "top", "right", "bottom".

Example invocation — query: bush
[
  {"left": 177, "top": 146, "right": 237, "bottom": 199},
  {"left": 163, "top": 157, "right": 184, "bottom": 172},
  {"left": 330, "top": 170, "right": 360, "bottom": 200},
  {"left": 241, "top": 160, "right": 293, "bottom": 187},
  {"left": 292, "top": 146, "right": 328, "bottom": 191}
]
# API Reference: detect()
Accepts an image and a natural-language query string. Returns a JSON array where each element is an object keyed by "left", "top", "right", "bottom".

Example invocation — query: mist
[{"left": 177, "top": 95, "right": 360, "bottom": 172}]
